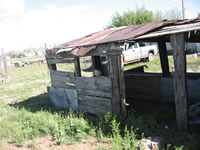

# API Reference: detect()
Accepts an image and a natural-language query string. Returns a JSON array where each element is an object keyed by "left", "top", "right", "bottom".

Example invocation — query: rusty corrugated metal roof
[
  {"left": 46, "top": 19, "right": 200, "bottom": 56},
  {"left": 135, "top": 19, "right": 200, "bottom": 40}
]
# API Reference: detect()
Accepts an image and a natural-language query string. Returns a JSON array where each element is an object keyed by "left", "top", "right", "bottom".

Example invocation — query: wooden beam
[
  {"left": 117, "top": 55, "right": 126, "bottom": 115},
  {"left": 170, "top": 33, "right": 188, "bottom": 131},
  {"left": 74, "top": 57, "right": 81, "bottom": 77},
  {"left": 158, "top": 37, "right": 170, "bottom": 77},
  {"left": 108, "top": 55, "right": 121, "bottom": 115}
]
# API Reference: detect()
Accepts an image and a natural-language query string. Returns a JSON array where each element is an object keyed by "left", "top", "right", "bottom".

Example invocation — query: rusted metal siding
[
  {"left": 125, "top": 73, "right": 161, "bottom": 101},
  {"left": 125, "top": 72, "right": 200, "bottom": 103}
]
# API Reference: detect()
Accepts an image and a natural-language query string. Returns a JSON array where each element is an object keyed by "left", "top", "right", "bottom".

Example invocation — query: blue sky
[
  {"left": 0, "top": 0, "right": 199, "bottom": 51},
  {"left": 24, "top": 0, "right": 200, "bottom": 17}
]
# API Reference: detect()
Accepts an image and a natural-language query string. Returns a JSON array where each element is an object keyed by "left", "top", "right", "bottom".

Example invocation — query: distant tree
[
  {"left": 105, "top": 6, "right": 155, "bottom": 29},
  {"left": 153, "top": 10, "right": 163, "bottom": 21},
  {"left": 164, "top": 8, "right": 182, "bottom": 20},
  {"left": 106, "top": 7, "right": 182, "bottom": 29},
  {"left": 154, "top": 8, "right": 182, "bottom": 21}
]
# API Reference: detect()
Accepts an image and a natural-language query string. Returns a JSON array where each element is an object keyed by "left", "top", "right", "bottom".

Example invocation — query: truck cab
[{"left": 122, "top": 42, "right": 158, "bottom": 64}]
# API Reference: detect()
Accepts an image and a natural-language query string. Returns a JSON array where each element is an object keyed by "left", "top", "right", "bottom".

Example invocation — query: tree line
[{"left": 106, "top": 6, "right": 182, "bottom": 28}]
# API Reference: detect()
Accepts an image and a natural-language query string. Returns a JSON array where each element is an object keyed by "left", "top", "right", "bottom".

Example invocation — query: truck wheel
[{"left": 148, "top": 53, "right": 154, "bottom": 62}]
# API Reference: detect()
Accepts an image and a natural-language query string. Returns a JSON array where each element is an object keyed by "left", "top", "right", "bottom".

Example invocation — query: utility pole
[{"left": 182, "top": 0, "right": 185, "bottom": 19}]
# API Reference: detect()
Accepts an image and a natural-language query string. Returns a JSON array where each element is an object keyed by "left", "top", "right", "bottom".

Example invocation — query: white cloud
[
  {"left": 0, "top": 4, "right": 114, "bottom": 51},
  {"left": 0, "top": 0, "right": 24, "bottom": 18}
]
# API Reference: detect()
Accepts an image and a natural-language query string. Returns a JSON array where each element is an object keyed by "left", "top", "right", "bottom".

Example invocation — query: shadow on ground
[
  {"left": 8, "top": 94, "right": 200, "bottom": 149},
  {"left": 9, "top": 93, "right": 55, "bottom": 113}
]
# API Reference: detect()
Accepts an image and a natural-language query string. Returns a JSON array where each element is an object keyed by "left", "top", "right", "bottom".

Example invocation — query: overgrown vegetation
[{"left": 0, "top": 59, "right": 199, "bottom": 149}]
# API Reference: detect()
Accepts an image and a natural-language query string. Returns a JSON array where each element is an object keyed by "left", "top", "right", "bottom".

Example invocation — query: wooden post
[
  {"left": 108, "top": 55, "right": 121, "bottom": 115},
  {"left": 117, "top": 55, "right": 126, "bottom": 115},
  {"left": 3, "top": 55, "right": 8, "bottom": 80},
  {"left": 170, "top": 33, "right": 188, "bottom": 131},
  {"left": 74, "top": 57, "right": 81, "bottom": 77},
  {"left": 1, "top": 49, "right": 8, "bottom": 81},
  {"left": 48, "top": 64, "right": 57, "bottom": 71},
  {"left": 92, "top": 56, "right": 101, "bottom": 70},
  {"left": 158, "top": 37, "right": 170, "bottom": 77}
]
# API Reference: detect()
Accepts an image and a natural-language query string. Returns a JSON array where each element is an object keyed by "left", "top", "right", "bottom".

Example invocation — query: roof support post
[
  {"left": 108, "top": 54, "right": 126, "bottom": 115},
  {"left": 158, "top": 37, "right": 170, "bottom": 77},
  {"left": 170, "top": 33, "right": 188, "bottom": 131},
  {"left": 117, "top": 55, "right": 126, "bottom": 115},
  {"left": 74, "top": 57, "right": 81, "bottom": 77}
]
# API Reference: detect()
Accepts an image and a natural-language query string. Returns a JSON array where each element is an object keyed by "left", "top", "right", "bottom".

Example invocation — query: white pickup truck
[{"left": 122, "top": 42, "right": 158, "bottom": 64}]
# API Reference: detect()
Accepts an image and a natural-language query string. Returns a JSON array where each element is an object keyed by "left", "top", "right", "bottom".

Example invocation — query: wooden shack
[{"left": 46, "top": 18, "right": 200, "bottom": 131}]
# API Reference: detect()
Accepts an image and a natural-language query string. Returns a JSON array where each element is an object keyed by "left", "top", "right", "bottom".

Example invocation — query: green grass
[
  {"left": 125, "top": 55, "right": 200, "bottom": 72},
  {"left": 0, "top": 59, "right": 199, "bottom": 149}
]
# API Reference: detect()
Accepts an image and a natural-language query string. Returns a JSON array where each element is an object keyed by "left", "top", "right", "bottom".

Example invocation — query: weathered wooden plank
[
  {"left": 50, "top": 70, "right": 75, "bottom": 78},
  {"left": 46, "top": 57, "right": 74, "bottom": 65},
  {"left": 46, "top": 53, "right": 75, "bottom": 59},
  {"left": 78, "top": 96, "right": 111, "bottom": 108},
  {"left": 108, "top": 55, "right": 120, "bottom": 115},
  {"left": 76, "top": 77, "right": 111, "bottom": 84},
  {"left": 51, "top": 80, "right": 75, "bottom": 89},
  {"left": 77, "top": 89, "right": 112, "bottom": 98},
  {"left": 158, "top": 37, "right": 170, "bottom": 77},
  {"left": 170, "top": 33, "right": 188, "bottom": 131},
  {"left": 79, "top": 95, "right": 111, "bottom": 101},
  {"left": 47, "top": 44, "right": 122, "bottom": 58},
  {"left": 76, "top": 79, "right": 111, "bottom": 91},
  {"left": 74, "top": 57, "right": 81, "bottom": 77},
  {"left": 117, "top": 55, "right": 126, "bottom": 115},
  {"left": 79, "top": 101, "right": 111, "bottom": 110},
  {"left": 79, "top": 106, "right": 111, "bottom": 115},
  {"left": 85, "top": 44, "right": 122, "bottom": 56},
  {"left": 51, "top": 74, "right": 75, "bottom": 84}
]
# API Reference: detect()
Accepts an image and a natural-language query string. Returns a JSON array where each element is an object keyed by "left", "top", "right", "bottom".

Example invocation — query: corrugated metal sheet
[
  {"left": 71, "top": 45, "right": 96, "bottom": 56},
  {"left": 125, "top": 73, "right": 161, "bottom": 101},
  {"left": 125, "top": 72, "right": 200, "bottom": 103},
  {"left": 135, "top": 19, "right": 200, "bottom": 40},
  {"left": 46, "top": 18, "right": 200, "bottom": 56}
]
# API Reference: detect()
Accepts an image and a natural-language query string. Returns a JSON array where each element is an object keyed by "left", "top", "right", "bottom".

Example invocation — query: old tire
[{"left": 148, "top": 53, "right": 154, "bottom": 62}]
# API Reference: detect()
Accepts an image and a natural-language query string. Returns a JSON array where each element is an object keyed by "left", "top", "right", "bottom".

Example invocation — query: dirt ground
[{"left": 0, "top": 136, "right": 110, "bottom": 150}]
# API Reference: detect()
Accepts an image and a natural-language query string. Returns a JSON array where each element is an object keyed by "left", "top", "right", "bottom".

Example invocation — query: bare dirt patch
[{"left": 0, "top": 136, "right": 110, "bottom": 150}]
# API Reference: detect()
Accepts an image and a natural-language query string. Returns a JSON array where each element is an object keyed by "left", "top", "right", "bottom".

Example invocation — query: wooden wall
[
  {"left": 46, "top": 47, "right": 125, "bottom": 115},
  {"left": 46, "top": 54, "right": 113, "bottom": 115},
  {"left": 76, "top": 77, "right": 112, "bottom": 114},
  {"left": 50, "top": 70, "right": 75, "bottom": 89}
]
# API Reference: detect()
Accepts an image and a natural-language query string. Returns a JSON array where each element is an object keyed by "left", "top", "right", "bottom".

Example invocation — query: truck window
[
  {"left": 139, "top": 42, "right": 145, "bottom": 47},
  {"left": 129, "top": 43, "right": 135, "bottom": 49},
  {"left": 134, "top": 43, "right": 138, "bottom": 48}
]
